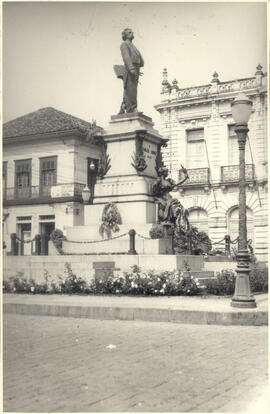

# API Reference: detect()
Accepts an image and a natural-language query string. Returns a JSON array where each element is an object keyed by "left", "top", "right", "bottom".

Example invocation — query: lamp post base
[
  {"left": 231, "top": 297, "right": 257, "bottom": 308},
  {"left": 230, "top": 249, "right": 257, "bottom": 308}
]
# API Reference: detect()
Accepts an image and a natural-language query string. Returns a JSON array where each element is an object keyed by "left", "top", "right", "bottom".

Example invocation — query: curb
[{"left": 3, "top": 303, "right": 268, "bottom": 326}]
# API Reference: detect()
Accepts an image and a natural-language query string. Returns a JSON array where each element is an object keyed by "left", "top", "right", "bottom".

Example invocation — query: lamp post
[{"left": 230, "top": 93, "right": 256, "bottom": 308}]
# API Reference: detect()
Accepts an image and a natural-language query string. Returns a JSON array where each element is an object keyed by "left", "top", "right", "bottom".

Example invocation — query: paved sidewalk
[
  {"left": 3, "top": 293, "right": 268, "bottom": 326},
  {"left": 3, "top": 314, "right": 268, "bottom": 412}
]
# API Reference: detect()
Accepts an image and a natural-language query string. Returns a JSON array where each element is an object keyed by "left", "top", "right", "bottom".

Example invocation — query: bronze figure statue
[
  {"left": 114, "top": 28, "right": 144, "bottom": 114},
  {"left": 152, "top": 165, "right": 190, "bottom": 230}
]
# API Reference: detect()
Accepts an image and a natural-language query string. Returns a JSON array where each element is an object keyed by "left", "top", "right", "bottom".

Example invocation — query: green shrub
[
  {"left": 149, "top": 224, "right": 164, "bottom": 239},
  {"left": 174, "top": 225, "right": 212, "bottom": 254},
  {"left": 205, "top": 269, "right": 236, "bottom": 296},
  {"left": 249, "top": 264, "right": 268, "bottom": 293},
  {"left": 205, "top": 266, "right": 268, "bottom": 296},
  {"left": 50, "top": 229, "right": 66, "bottom": 255}
]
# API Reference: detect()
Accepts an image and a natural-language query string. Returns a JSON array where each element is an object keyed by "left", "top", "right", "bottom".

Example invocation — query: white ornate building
[{"left": 155, "top": 65, "right": 268, "bottom": 261}]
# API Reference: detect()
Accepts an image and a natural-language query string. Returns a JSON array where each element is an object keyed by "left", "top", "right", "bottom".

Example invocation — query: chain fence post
[
  {"left": 225, "top": 235, "right": 231, "bottom": 255},
  {"left": 11, "top": 233, "right": 18, "bottom": 256},
  {"left": 35, "top": 234, "right": 41, "bottom": 256},
  {"left": 128, "top": 229, "right": 137, "bottom": 255}
]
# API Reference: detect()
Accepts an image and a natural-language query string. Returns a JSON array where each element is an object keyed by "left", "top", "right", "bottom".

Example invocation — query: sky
[{"left": 3, "top": 1, "right": 267, "bottom": 131}]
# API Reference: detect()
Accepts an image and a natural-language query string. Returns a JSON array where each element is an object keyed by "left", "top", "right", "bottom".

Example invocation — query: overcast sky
[{"left": 3, "top": 1, "right": 267, "bottom": 130}]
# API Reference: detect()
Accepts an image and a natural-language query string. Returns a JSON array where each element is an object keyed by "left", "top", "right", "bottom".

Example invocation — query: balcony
[
  {"left": 181, "top": 168, "right": 210, "bottom": 186},
  {"left": 221, "top": 164, "right": 255, "bottom": 183},
  {"left": 3, "top": 183, "right": 86, "bottom": 206}
]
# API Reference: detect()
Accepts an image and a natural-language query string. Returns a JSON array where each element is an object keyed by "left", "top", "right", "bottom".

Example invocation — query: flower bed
[
  {"left": 3, "top": 264, "right": 200, "bottom": 296},
  {"left": 3, "top": 263, "right": 268, "bottom": 296}
]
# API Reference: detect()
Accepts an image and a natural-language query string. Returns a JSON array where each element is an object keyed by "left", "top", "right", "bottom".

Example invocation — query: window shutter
[{"left": 187, "top": 128, "right": 204, "bottom": 142}]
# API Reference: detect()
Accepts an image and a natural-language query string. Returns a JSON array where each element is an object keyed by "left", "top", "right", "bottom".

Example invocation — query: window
[
  {"left": 40, "top": 157, "right": 57, "bottom": 196},
  {"left": 15, "top": 159, "right": 31, "bottom": 198},
  {"left": 188, "top": 208, "right": 209, "bottom": 234},
  {"left": 186, "top": 128, "right": 207, "bottom": 169},
  {"left": 228, "top": 125, "right": 251, "bottom": 165}
]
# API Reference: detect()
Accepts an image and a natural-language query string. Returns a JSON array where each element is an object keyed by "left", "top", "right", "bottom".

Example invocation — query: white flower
[
  {"left": 187, "top": 289, "right": 190, "bottom": 293},
  {"left": 30, "top": 286, "right": 35, "bottom": 292},
  {"left": 163, "top": 283, "right": 166, "bottom": 288}
]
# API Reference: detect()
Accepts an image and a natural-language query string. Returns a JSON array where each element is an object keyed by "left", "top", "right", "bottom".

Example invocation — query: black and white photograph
[{"left": 2, "top": 1, "right": 268, "bottom": 412}]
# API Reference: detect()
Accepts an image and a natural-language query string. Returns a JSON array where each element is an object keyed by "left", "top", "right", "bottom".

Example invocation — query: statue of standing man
[{"left": 114, "top": 28, "right": 144, "bottom": 114}]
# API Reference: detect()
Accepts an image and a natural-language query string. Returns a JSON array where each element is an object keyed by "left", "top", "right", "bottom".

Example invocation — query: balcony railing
[
  {"left": 221, "top": 164, "right": 255, "bottom": 183},
  {"left": 180, "top": 168, "right": 210, "bottom": 186},
  {"left": 3, "top": 183, "right": 86, "bottom": 204}
]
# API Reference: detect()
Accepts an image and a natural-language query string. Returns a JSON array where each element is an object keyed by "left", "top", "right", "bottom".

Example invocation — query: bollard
[
  {"left": 11, "top": 233, "right": 18, "bottom": 256},
  {"left": 128, "top": 229, "right": 137, "bottom": 255},
  {"left": 35, "top": 234, "right": 41, "bottom": 256}
]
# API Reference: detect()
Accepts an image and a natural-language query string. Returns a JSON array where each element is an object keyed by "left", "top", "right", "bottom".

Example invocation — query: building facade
[
  {"left": 155, "top": 65, "right": 268, "bottom": 261},
  {"left": 3, "top": 107, "right": 104, "bottom": 254}
]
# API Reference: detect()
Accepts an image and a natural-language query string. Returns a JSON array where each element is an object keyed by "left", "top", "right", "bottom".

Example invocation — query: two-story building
[
  {"left": 155, "top": 65, "right": 268, "bottom": 261},
  {"left": 3, "top": 107, "right": 105, "bottom": 254}
]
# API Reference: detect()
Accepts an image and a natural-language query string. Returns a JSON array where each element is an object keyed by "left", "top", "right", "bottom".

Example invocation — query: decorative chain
[
  {"left": 15, "top": 235, "right": 35, "bottom": 244},
  {"left": 64, "top": 232, "right": 129, "bottom": 244},
  {"left": 136, "top": 233, "right": 152, "bottom": 240}
]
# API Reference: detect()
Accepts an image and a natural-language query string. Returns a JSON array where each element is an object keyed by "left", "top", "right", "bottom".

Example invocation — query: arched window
[
  {"left": 188, "top": 208, "right": 209, "bottom": 234},
  {"left": 228, "top": 207, "right": 254, "bottom": 244}
]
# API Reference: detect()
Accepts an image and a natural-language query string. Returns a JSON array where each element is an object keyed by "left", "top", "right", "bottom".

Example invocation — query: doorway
[
  {"left": 40, "top": 222, "right": 55, "bottom": 255},
  {"left": 18, "top": 223, "right": 32, "bottom": 255}
]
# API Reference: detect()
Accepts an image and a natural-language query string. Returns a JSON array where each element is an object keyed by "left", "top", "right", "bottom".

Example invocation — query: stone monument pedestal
[
  {"left": 84, "top": 112, "right": 166, "bottom": 229},
  {"left": 65, "top": 112, "right": 172, "bottom": 254}
]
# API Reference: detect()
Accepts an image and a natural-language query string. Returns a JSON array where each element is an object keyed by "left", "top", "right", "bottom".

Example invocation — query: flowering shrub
[
  {"left": 3, "top": 264, "right": 200, "bottom": 296},
  {"left": 58, "top": 263, "right": 88, "bottom": 294},
  {"left": 3, "top": 264, "right": 267, "bottom": 296},
  {"left": 90, "top": 265, "right": 200, "bottom": 296}
]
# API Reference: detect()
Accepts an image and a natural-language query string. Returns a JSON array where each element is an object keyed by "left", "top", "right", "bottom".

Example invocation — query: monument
[{"left": 62, "top": 28, "right": 196, "bottom": 262}]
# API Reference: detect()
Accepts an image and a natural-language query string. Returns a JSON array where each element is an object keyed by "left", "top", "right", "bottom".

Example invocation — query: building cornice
[
  {"left": 3, "top": 129, "right": 86, "bottom": 145},
  {"left": 156, "top": 75, "right": 267, "bottom": 112}
]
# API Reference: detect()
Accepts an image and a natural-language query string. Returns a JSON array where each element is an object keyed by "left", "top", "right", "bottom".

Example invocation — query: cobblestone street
[{"left": 3, "top": 314, "right": 268, "bottom": 412}]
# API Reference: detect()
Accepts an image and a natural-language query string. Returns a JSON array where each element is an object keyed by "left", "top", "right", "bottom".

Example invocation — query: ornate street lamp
[{"left": 230, "top": 93, "right": 256, "bottom": 308}]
